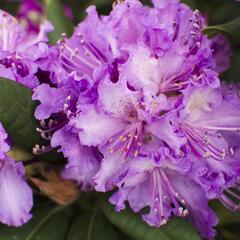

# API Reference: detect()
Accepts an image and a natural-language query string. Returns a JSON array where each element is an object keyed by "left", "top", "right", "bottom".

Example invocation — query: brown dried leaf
[{"left": 29, "top": 168, "right": 79, "bottom": 205}]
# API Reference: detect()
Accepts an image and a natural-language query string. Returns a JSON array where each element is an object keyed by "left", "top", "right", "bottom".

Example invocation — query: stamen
[
  {"left": 230, "top": 148, "right": 234, "bottom": 155},
  {"left": 152, "top": 169, "right": 189, "bottom": 222},
  {"left": 183, "top": 124, "right": 228, "bottom": 161},
  {"left": 105, "top": 122, "right": 143, "bottom": 159},
  {"left": 59, "top": 33, "right": 107, "bottom": 76},
  {"left": 33, "top": 144, "right": 53, "bottom": 154}
]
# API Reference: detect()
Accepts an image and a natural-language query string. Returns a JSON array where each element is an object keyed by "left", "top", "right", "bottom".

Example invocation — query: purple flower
[
  {"left": 0, "top": 123, "right": 33, "bottom": 227},
  {"left": 178, "top": 86, "right": 240, "bottom": 198},
  {"left": 32, "top": 0, "right": 236, "bottom": 238},
  {"left": 0, "top": 156, "right": 33, "bottom": 227},
  {"left": 0, "top": 10, "right": 53, "bottom": 88},
  {"left": 17, "top": 0, "right": 45, "bottom": 33},
  {"left": 51, "top": 126, "right": 100, "bottom": 191},
  {"left": 17, "top": 0, "right": 73, "bottom": 33},
  {"left": 33, "top": 65, "right": 100, "bottom": 190},
  {"left": 109, "top": 158, "right": 218, "bottom": 239},
  {"left": 63, "top": 4, "right": 74, "bottom": 21}
]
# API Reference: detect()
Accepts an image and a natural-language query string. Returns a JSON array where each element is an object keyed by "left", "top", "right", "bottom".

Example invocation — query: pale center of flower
[
  {"left": 185, "top": 87, "right": 218, "bottom": 121},
  {"left": 129, "top": 45, "right": 159, "bottom": 88}
]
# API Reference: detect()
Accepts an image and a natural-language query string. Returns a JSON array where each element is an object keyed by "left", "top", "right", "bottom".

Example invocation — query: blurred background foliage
[
  {"left": 0, "top": 1, "right": 239, "bottom": 240},
  {"left": 1, "top": 0, "right": 240, "bottom": 23}
]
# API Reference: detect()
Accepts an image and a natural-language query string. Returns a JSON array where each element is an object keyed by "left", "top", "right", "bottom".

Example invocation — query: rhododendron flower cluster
[{"left": 0, "top": 0, "right": 239, "bottom": 239}]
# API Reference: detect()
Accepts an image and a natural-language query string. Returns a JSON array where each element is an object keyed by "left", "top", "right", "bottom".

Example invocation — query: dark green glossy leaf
[
  {"left": 115, "top": 228, "right": 135, "bottom": 240},
  {"left": 100, "top": 196, "right": 201, "bottom": 240},
  {"left": 0, "top": 78, "right": 43, "bottom": 152},
  {"left": 44, "top": 0, "right": 74, "bottom": 44},
  {"left": 192, "top": 0, "right": 240, "bottom": 25},
  {"left": 211, "top": 201, "right": 240, "bottom": 240},
  {"left": 223, "top": 223, "right": 240, "bottom": 238},
  {"left": 67, "top": 211, "right": 119, "bottom": 240},
  {"left": 0, "top": 204, "right": 71, "bottom": 240},
  {"left": 180, "top": 0, "right": 197, "bottom": 8},
  {"left": 203, "top": 17, "right": 240, "bottom": 41},
  {"left": 211, "top": 201, "right": 240, "bottom": 226}
]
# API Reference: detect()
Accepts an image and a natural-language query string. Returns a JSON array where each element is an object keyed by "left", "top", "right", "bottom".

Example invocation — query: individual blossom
[
  {"left": 0, "top": 123, "right": 33, "bottom": 227},
  {"left": 17, "top": 0, "right": 45, "bottom": 33},
  {"left": 0, "top": 10, "right": 53, "bottom": 88},
  {"left": 63, "top": 4, "right": 74, "bottom": 21},
  {"left": 203, "top": 83, "right": 240, "bottom": 211},
  {"left": 32, "top": 63, "right": 101, "bottom": 191},
  {"left": 17, "top": 0, "right": 74, "bottom": 33},
  {"left": 110, "top": 157, "right": 219, "bottom": 239},
  {"left": 177, "top": 86, "right": 240, "bottom": 199}
]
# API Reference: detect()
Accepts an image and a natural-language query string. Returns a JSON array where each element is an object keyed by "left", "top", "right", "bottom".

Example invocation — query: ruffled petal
[
  {"left": 110, "top": 158, "right": 218, "bottom": 239},
  {"left": 0, "top": 10, "right": 23, "bottom": 52},
  {"left": 0, "top": 65, "right": 15, "bottom": 80},
  {"left": 104, "top": 0, "right": 146, "bottom": 48},
  {"left": 146, "top": 115, "right": 186, "bottom": 155},
  {"left": 0, "top": 157, "right": 33, "bottom": 227},
  {"left": 196, "top": 101, "right": 240, "bottom": 131},
  {"left": 33, "top": 84, "right": 67, "bottom": 119},
  {"left": 167, "top": 170, "right": 218, "bottom": 239},
  {"left": 182, "top": 86, "right": 223, "bottom": 122},
  {"left": 94, "top": 151, "right": 130, "bottom": 192},
  {"left": 97, "top": 77, "right": 140, "bottom": 119},
  {"left": 15, "top": 74, "right": 39, "bottom": 89},
  {"left": 0, "top": 123, "right": 10, "bottom": 158},
  {"left": 17, "top": 21, "right": 53, "bottom": 52},
  {"left": 152, "top": 0, "right": 179, "bottom": 9},
  {"left": 121, "top": 44, "right": 161, "bottom": 94},
  {"left": 59, "top": 6, "right": 113, "bottom": 78},
  {"left": 69, "top": 105, "right": 127, "bottom": 146},
  {"left": 183, "top": 86, "right": 240, "bottom": 131},
  {"left": 51, "top": 127, "right": 100, "bottom": 190}
]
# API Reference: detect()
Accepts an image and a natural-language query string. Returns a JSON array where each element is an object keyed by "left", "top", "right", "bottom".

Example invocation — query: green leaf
[
  {"left": 0, "top": 204, "right": 71, "bottom": 240},
  {"left": 203, "top": 16, "right": 240, "bottom": 41},
  {"left": 44, "top": 0, "right": 74, "bottom": 44},
  {"left": 0, "top": 77, "right": 44, "bottom": 152},
  {"left": 180, "top": 0, "right": 197, "bottom": 8},
  {"left": 100, "top": 196, "right": 201, "bottom": 240},
  {"left": 67, "top": 211, "right": 119, "bottom": 240},
  {"left": 223, "top": 224, "right": 240, "bottom": 239},
  {"left": 211, "top": 201, "right": 240, "bottom": 226},
  {"left": 211, "top": 201, "right": 240, "bottom": 240},
  {"left": 115, "top": 229, "right": 135, "bottom": 240}
]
